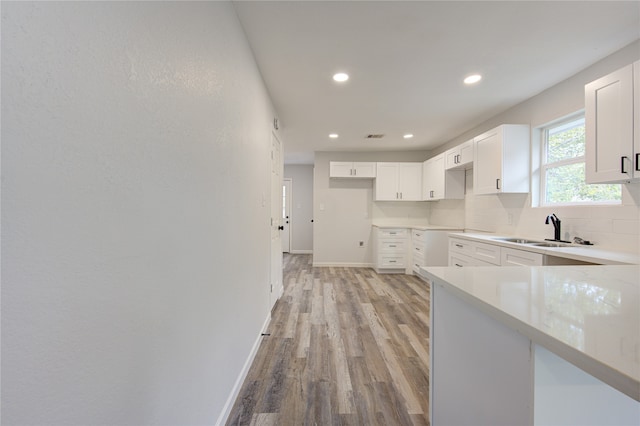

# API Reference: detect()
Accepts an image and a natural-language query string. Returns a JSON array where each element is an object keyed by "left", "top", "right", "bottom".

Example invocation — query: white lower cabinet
[
  {"left": 411, "top": 229, "right": 456, "bottom": 273},
  {"left": 449, "top": 237, "right": 543, "bottom": 267},
  {"left": 373, "top": 227, "right": 408, "bottom": 273},
  {"left": 501, "top": 247, "right": 543, "bottom": 266}
]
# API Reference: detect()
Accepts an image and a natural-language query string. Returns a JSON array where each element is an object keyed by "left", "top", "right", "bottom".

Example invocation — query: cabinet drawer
[
  {"left": 412, "top": 256, "right": 425, "bottom": 273},
  {"left": 379, "top": 256, "right": 405, "bottom": 268},
  {"left": 379, "top": 228, "right": 408, "bottom": 238},
  {"left": 501, "top": 247, "right": 543, "bottom": 266},
  {"left": 449, "top": 238, "right": 473, "bottom": 255},
  {"left": 449, "top": 252, "right": 474, "bottom": 267},
  {"left": 412, "top": 229, "right": 426, "bottom": 242},
  {"left": 380, "top": 240, "right": 406, "bottom": 253},
  {"left": 472, "top": 241, "right": 501, "bottom": 265}
]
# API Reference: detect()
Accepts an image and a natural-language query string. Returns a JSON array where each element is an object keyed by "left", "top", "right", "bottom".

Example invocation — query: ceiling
[{"left": 233, "top": 1, "right": 640, "bottom": 164}]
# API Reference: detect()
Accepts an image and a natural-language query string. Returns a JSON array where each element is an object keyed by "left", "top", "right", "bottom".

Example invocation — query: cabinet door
[
  {"left": 375, "top": 163, "right": 399, "bottom": 200},
  {"left": 449, "top": 252, "right": 474, "bottom": 267},
  {"left": 329, "top": 161, "right": 353, "bottom": 177},
  {"left": 501, "top": 247, "right": 543, "bottom": 266},
  {"left": 445, "top": 148, "right": 459, "bottom": 170},
  {"left": 474, "top": 129, "right": 502, "bottom": 195},
  {"left": 585, "top": 64, "right": 634, "bottom": 183},
  {"left": 422, "top": 158, "right": 435, "bottom": 199},
  {"left": 398, "top": 163, "right": 422, "bottom": 200},
  {"left": 458, "top": 139, "right": 474, "bottom": 167},
  {"left": 353, "top": 162, "right": 376, "bottom": 178},
  {"left": 431, "top": 155, "right": 445, "bottom": 199}
]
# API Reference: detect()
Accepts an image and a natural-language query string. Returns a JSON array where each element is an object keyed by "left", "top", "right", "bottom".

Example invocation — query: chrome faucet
[{"left": 545, "top": 214, "right": 562, "bottom": 241}]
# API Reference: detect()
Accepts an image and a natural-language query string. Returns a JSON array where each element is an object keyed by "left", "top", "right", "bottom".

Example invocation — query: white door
[
  {"left": 282, "top": 178, "right": 292, "bottom": 253},
  {"left": 270, "top": 132, "right": 284, "bottom": 309}
]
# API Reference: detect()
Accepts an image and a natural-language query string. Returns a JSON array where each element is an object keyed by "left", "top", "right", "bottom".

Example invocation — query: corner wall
[{"left": 2, "top": 2, "right": 276, "bottom": 424}]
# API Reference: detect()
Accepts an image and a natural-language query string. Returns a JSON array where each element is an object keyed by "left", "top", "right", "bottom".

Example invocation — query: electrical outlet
[{"left": 507, "top": 213, "right": 513, "bottom": 225}]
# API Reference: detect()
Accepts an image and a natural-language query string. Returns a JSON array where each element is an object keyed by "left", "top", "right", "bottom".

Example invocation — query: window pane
[
  {"left": 545, "top": 162, "right": 621, "bottom": 204},
  {"left": 546, "top": 117, "right": 585, "bottom": 163}
]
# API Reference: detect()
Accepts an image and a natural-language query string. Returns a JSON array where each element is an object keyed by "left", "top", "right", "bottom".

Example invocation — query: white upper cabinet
[
  {"left": 445, "top": 139, "right": 474, "bottom": 170},
  {"left": 375, "top": 162, "right": 422, "bottom": 201},
  {"left": 473, "top": 124, "right": 530, "bottom": 195},
  {"left": 585, "top": 61, "right": 639, "bottom": 183},
  {"left": 329, "top": 161, "right": 376, "bottom": 178},
  {"left": 423, "top": 154, "right": 464, "bottom": 201}
]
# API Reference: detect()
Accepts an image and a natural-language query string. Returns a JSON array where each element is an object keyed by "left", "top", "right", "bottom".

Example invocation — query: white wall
[
  {"left": 2, "top": 2, "right": 277, "bottom": 424},
  {"left": 314, "top": 151, "right": 430, "bottom": 266},
  {"left": 284, "top": 165, "right": 314, "bottom": 253},
  {"left": 429, "top": 41, "right": 640, "bottom": 254}
]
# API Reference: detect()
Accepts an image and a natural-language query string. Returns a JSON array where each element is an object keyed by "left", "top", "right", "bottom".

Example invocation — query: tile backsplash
[{"left": 429, "top": 170, "right": 640, "bottom": 254}]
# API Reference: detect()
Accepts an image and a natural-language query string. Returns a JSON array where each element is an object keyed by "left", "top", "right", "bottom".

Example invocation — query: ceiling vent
[{"left": 365, "top": 134, "right": 385, "bottom": 139}]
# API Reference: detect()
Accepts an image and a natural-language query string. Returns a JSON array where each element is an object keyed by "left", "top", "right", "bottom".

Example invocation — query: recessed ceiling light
[
  {"left": 329, "top": 133, "right": 339, "bottom": 139},
  {"left": 403, "top": 134, "right": 414, "bottom": 139},
  {"left": 333, "top": 72, "right": 349, "bottom": 82},
  {"left": 464, "top": 74, "right": 482, "bottom": 85}
]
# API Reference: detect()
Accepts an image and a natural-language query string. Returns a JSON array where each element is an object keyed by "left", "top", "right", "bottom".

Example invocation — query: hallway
[{"left": 227, "top": 254, "right": 430, "bottom": 425}]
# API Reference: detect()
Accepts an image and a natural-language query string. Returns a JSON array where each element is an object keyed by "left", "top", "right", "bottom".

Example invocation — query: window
[{"left": 541, "top": 114, "right": 621, "bottom": 205}]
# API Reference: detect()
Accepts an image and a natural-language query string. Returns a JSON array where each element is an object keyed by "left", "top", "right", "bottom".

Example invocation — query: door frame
[
  {"left": 269, "top": 131, "right": 284, "bottom": 310},
  {"left": 282, "top": 178, "right": 292, "bottom": 253}
]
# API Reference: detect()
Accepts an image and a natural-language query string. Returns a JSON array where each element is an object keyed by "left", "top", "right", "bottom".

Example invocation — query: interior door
[
  {"left": 270, "top": 131, "right": 284, "bottom": 309},
  {"left": 282, "top": 178, "right": 292, "bottom": 253}
]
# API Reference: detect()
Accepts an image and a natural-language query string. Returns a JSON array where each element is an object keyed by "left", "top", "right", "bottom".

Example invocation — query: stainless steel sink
[
  {"left": 493, "top": 237, "right": 538, "bottom": 244},
  {"left": 527, "top": 242, "right": 570, "bottom": 248}
]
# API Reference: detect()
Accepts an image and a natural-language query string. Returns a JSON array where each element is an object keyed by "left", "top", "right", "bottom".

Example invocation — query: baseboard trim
[
  {"left": 312, "top": 262, "right": 374, "bottom": 268},
  {"left": 215, "top": 313, "right": 271, "bottom": 426},
  {"left": 289, "top": 249, "right": 313, "bottom": 254}
]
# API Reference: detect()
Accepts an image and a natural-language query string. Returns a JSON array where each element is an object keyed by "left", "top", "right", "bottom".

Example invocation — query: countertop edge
[
  {"left": 448, "top": 232, "right": 638, "bottom": 265},
  {"left": 421, "top": 267, "right": 640, "bottom": 402}
]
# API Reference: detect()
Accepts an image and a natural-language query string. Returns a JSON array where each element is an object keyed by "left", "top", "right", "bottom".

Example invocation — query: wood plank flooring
[{"left": 226, "top": 254, "right": 430, "bottom": 426}]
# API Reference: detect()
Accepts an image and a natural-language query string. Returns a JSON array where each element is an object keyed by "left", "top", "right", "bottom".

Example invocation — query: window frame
[{"left": 540, "top": 113, "right": 621, "bottom": 207}]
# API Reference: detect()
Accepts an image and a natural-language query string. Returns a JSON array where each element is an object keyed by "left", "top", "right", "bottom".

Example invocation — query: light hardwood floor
[{"left": 226, "top": 254, "right": 430, "bottom": 426}]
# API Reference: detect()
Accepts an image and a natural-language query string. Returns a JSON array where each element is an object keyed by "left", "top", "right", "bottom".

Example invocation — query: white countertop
[
  {"left": 372, "top": 223, "right": 462, "bottom": 231},
  {"left": 450, "top": 232, "right": 639, "bottom": 265},
  {"left": 420, "top": 265, "right": 640, "bottom": 401}
]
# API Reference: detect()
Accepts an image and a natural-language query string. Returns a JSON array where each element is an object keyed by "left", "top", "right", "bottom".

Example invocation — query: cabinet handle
[
  {"left": 621, "top": 156, "right": 628, "bottom": 174},
  {"left": 389, "top": 260, "right": 396, "bottom": 264},
  {"left": 636, "top": 153, "right": 640, "bottom": 172},
  {"left": 389, "top": 245, "right": 396, "bottom": 248},
  {"left": 430, "top": 190, "right": 434, "bottom": 198},
  {"left": 454, "top": 263, "right": 463, "bottom": 267},
  {"left": 455, "top": 243, "right": 463, "bottom": 248},
  {"left": 496, "top": 178, "right": 501, "bottom": 190},
  {"left": 416, "top": 247, "right": 421, "bottom": 251},
  {"left": 456, "top": 154, "right": 460, "bottom": 164}
]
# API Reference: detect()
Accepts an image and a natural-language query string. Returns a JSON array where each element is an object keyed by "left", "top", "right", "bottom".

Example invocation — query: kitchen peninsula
[{"left": 420, "top": 265, "right": 640, "bottom": 425}]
